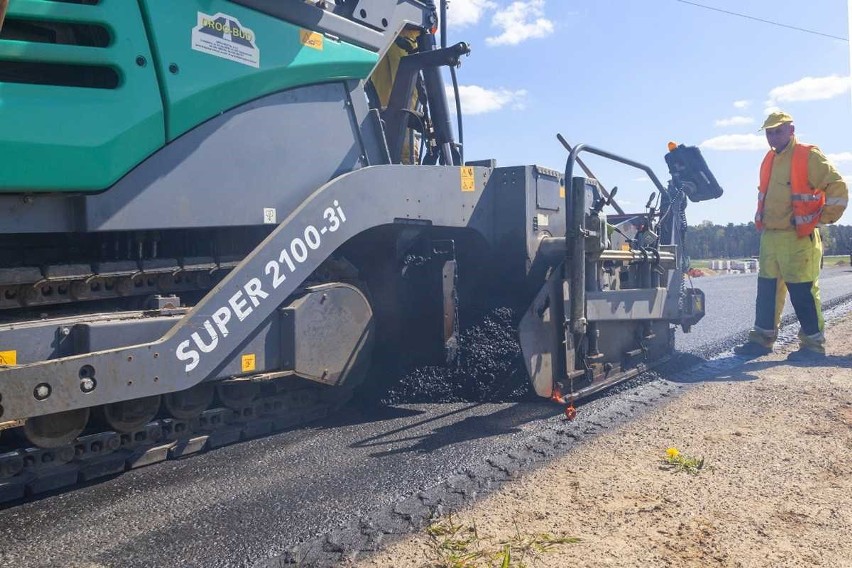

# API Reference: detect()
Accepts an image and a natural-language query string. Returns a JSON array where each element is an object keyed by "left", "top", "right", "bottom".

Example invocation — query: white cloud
[
  {"left": 766, "top": 74, "right": 852, "bottom": 105},
  {"left": 763, "top": 104, "right": 782, "bottom": 115},
  {"left": 447, "top": 0, "right": 497, "bottom": 28},
  {"left": 715, "top": 116, "right": 754, "bottom": 127},
  {"left": 449, "top": 85, "right": 527, "bottom": 114},
  {"left": 486, "top": 0, "right": 555, "bottom": 46},
  {"left": 700, "top": 134, "right": 766, "bottom": 151},
  {"left": 733, "top": 100, "right": 751, "bottom": 109},
  {"left": 827, "top": 152, "right": 852, "bottom": 163}
]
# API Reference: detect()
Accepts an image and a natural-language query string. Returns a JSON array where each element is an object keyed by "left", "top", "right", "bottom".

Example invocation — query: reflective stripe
[
  {"left": 826, "top": 197, "right": 848, "bottom": 206},
  {"left": 794, "top": 213, "right": 819, "bottom": 224},
  {"left": 753, "top": 326, "right": 777, "bottom": 338},
  {"left": 791, "top": 193, "right": 822, "bottom": 202}
]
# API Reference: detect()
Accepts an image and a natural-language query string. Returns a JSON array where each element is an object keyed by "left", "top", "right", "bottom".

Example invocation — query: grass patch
[
  {"left": 661, "top": 447, "right": 708, "bottom": 475},
  {"left": 425, "top": 514, "right": 580, "bottom": 568},
  {"left": 689, "top": 259, "right": 711, "bottom": 269},
  {"left": 824, "top": 255, "right": 849, "bottom": 267}
]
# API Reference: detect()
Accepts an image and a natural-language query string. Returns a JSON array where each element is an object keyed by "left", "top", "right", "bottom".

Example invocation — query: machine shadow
[
  {"left": 342, "top": 401, "right": 560, "bottom": 458},
  {"left": 662, "top": 351, "right": 852, "bottom": 385}
]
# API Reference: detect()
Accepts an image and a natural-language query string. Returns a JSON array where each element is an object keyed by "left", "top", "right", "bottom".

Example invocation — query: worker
[
  {"left": 367, "top": 26, "right": 422, "bottom": 164},
  {"left": 0, "top": 0, "right": 8, "bottom": 34},
  {"left": 735, "top": 111, "right": 848, "bottom": 361}
]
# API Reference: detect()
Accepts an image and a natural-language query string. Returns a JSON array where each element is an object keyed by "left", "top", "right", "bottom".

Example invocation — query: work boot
[
  {"left": 797, "top": 330, "right": 826, "bottom": 354},
  {"left": 786, "top": 348, "right": 827, "bottom": 363},
  {"left": 733, "top": 341, "right": 772, "bottom": 359}
]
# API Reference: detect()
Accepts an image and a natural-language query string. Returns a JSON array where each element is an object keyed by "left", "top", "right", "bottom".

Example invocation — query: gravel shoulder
[{"left": 358, "top": 315, "right": 852, "bottom": 568}]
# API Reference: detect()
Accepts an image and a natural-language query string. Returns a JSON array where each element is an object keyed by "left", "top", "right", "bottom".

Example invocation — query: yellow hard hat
[{"left": 760, "top": 111, "right": 794, "bottom": 130}]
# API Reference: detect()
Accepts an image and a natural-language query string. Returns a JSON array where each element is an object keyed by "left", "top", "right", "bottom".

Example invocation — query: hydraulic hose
[{"left": 440, "top": 0, "right": 464, "bottom": 164}]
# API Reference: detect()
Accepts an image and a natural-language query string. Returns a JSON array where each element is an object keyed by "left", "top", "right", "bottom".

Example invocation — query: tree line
[{"left": 683, "top": 223, "right": 852, "bottom": 259}]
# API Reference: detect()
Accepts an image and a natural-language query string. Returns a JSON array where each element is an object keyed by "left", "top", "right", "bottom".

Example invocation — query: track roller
[
  {"left": 163, "top": 383, "right": 215, "bottom": 420},
  {"left": 215, "top": 382, "right": 259, "bottom": 410},
  {"left": 20, "top": 408, "right": 90, "bottom": 448},
  {"left": 96, "top": 395, "right": 162, "bottom": 433}
]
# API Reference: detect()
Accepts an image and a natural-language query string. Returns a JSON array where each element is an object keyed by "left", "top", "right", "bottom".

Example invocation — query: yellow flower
[{"left": 666, "top": 447, "right": 680, "bottom": 459}]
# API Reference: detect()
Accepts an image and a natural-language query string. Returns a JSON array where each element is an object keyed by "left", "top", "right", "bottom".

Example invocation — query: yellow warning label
[
  {"left": 0, "top": 350, "right": 16, "bottom": 366},
  {"left": 241, "top": 354, "right": 256, "bottom": 373},
  {"left": 559, "top": 184, "right": 566, "bottom": 199},
  {"left": 461, "top": 167, "right": 475, "bottom": 192},
  {"left": 299, "top": 29, "right": 324, "bottom": 50}
]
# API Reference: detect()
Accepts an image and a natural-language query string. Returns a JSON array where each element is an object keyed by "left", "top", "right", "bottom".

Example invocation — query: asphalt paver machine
[{"left": 0, "top": 0, "right": 722, "bottom": 498}]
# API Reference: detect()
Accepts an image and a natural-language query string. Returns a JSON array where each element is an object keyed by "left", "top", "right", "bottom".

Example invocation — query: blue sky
[{"left": 439, "top": 0, "right": 851, "bottom": 225}]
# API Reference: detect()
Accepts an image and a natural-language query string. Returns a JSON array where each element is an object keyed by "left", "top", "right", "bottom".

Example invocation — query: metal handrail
[
  {"left": 558, "top": 136, "right": 669, "bottom": 338},
  {"left": 558, "top": 135, "right": 668, "bottom": 199}
]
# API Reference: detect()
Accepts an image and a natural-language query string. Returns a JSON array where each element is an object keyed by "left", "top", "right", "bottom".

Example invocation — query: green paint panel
[
  {"left": 139, "top": 0, "right": 379, "bottom": 141},
  {"left": 0, "top": 0, "right": 164, "bottom": 192},
  {"left": 0, "top": 0, "right": 378, "bottom": 193}
]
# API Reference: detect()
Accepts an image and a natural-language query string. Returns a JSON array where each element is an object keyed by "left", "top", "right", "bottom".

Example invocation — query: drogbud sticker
[{"left": 192, "top": 12, "right": 260, "bottom": 68}]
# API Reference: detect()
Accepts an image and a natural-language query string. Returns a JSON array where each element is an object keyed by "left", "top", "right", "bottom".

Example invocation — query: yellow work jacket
[
  {"left": 369, "top": 29, "right": 420, "bottom": 108},
  {"left": 759, "top": 135, "right": 848, "bottom": 230}
]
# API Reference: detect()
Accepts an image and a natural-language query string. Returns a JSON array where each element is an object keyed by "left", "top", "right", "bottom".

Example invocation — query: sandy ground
[{"left": 358, "top": 314, "right": 852, "bottom": 568}]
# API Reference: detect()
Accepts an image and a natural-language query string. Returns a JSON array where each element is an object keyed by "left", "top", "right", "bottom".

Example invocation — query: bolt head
[
  {"left": 34, "top": 384, "right": 51, "bottom": 400},
  {"left": 80, "top": 378, "right": 96, "bottom": 393}
]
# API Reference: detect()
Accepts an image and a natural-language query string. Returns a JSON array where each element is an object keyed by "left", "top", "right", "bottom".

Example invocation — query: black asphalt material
[
  {"left": 382, "top": 307, "right": 533, "bottom": 404},
  {"left": 265, "top": 378, "right": 682, "bottom": 567}
]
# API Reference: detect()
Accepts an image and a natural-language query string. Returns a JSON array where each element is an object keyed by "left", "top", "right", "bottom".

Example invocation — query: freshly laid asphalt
[
  {"left": 0, "top": 267, "right": 850, "bottom": 568},
  {"left": 676, "top": 266, "right": 852, "bottom": 353}
]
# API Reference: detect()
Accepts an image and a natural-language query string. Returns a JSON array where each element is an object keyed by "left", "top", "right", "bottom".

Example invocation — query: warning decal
[
  {"left": 192, "top": 12, "right": 260, "bottom": 68},
  {"left": 460, "top": 167, "right": 475, "bottom": 192},
  {"left": 299, "top": 29, "right": 324, "bottom": 51},
  {"left": 241, "top": 354, "right": 256, "bottom": 373},
  {"left": 0, "top": 350, "right": 16, "bottom": 365}
]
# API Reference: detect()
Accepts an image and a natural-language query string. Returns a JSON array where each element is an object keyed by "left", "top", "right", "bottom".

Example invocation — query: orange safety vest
[{"left": 755, "top": 144, "right": 825, "bottom": 237}]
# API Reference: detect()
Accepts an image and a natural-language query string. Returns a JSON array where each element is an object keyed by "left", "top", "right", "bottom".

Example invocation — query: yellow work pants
[{"left": 748, "top": 229, "right": 824, "bottom": 352}]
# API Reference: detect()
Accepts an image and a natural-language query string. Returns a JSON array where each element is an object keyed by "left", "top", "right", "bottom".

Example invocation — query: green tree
[{"left": 684, "top": 223, "right": 852, "bottom": 259}]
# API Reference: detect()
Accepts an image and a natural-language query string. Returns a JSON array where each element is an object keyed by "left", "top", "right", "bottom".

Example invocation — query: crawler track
[
  {"left": 0, "top": 304, "right": 668, "bottom": 506},
  {"left": 0, "top": 381, "right": 353, "bottom": 506}
]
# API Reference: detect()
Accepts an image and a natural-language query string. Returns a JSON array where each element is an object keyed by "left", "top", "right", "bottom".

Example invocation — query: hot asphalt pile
[{"left": 381, "top": 308, "right": 534, "bottom": 404}]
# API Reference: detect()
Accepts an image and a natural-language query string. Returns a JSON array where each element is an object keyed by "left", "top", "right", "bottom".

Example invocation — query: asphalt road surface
[
  {"left": 1, "top": 267, "right": 850, "bottom": 568},
  {"left": 677, "top": 266, "right": 852, "bottom": 353}
]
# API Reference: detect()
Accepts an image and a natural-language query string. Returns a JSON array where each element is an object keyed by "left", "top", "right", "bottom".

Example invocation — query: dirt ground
[{"left": 358, "top": 314, "right": 852, "bottom": 568}]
